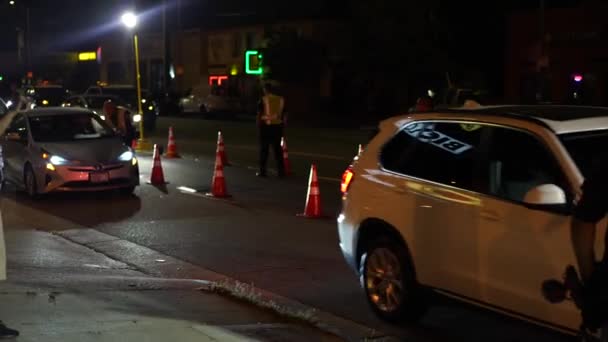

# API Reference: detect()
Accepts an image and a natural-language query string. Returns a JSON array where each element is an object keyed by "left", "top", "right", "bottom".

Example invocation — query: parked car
[
  {"left": 338, "top": 105, "right": 608, "bottom": 337},
  {"left": 1, "top": 107, "right": 139, "bottom": 197},
  {"left": 25, "top": 84, "right": 70, "bottom": 107},
  {"left": 85, "top": 85, "right": 158, "bottom": 131},
  {"left": 178, "top": 93, "right": 204, "bottom": 114}
]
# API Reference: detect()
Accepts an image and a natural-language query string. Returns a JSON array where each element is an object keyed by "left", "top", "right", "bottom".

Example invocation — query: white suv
[{"left": 338, "top": 105, "right": 608, "bottom": 336}]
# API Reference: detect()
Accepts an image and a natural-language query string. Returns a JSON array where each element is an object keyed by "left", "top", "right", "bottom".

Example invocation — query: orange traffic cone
[
  {"left": 298, "top": 164, "right": 324, "bottom": 218},
  {"left": 165, "top": 126, "right": 180, "bottom": 158},
  {"left": 357, "top": 144, "right": 364, "bottom": 156},
  {"left": 147, "top": 144, "right": 167, "bottom": 185},
  {"left": 281, "top": 137, "right": 291, "bottom": 176},
  {"left": 205, "top": 149, "right": 230, "bottom": 198},
  {"left": 217, "top": 131, "right": 230, "bottom": 166}
]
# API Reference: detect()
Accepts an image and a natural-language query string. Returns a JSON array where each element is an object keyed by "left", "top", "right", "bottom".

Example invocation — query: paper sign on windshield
[{"left": 404, "top": 123, "right": 473, "bottom": 155}]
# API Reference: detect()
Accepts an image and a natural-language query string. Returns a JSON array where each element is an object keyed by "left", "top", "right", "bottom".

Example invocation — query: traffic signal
[
  {"left": 0, "top": 75, "right": 3, "bottom": 81},
  {"left": 245, "top": 50, "right": 263, "bottom": 75}
]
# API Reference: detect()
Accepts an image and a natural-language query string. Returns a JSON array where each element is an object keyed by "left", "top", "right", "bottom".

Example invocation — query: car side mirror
[
  {"left": 5, "top": 132, "right": 25, "bottom": 143},
  {"left": 524, "top": 184, "right": 567, "bottom": 206}
]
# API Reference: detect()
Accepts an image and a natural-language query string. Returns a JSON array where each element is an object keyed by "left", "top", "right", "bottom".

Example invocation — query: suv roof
[{"left": 403, "top": 105, "right": 608, "bottom": 135}]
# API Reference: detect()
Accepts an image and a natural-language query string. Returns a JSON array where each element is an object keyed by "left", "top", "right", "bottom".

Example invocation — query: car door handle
[{"left": 481, "top": 210, "right": 501, "bottom": 222}]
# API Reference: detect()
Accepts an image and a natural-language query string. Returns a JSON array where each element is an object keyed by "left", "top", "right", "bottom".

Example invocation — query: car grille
[
  {"left": 62, "top": 178, "right": 132, "bottom": 188},
  {"left": 68, "top": 164, "right": 124, "bottom": 172}
]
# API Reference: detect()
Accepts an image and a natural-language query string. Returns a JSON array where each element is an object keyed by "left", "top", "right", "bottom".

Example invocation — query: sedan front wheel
[{"left": 24, "top": 165, "right": 39, "bottom": 199}]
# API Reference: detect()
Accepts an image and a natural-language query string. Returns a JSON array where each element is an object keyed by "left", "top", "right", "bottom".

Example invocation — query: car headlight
[
  {"left": 49, "top": 155, "right": 68, "bottom": 165},
  {"left": 118, "top": 150, "right": 134, "bottom": 162},
  {"left": 133, "top": 114, "right": 142, "bottom": 123}
]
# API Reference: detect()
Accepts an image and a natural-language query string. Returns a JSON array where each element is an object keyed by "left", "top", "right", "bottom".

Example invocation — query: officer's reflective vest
[{"left": 262, "top": 94, "right": 284, "bottom": 125}]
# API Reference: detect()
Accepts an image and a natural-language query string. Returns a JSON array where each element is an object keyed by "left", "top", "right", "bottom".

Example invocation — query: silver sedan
[{"left": 0, "top": 108, "right": 139, "bottom": 197}]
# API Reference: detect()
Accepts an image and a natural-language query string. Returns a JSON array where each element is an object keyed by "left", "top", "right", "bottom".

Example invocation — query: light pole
[{"left": 121, "top": 11, "right": 150, "bottom": 152}]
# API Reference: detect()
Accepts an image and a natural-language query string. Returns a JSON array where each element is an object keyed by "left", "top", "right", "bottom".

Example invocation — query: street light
[{"left": 121, "top": 11, "right": 150, "bottom": 152}]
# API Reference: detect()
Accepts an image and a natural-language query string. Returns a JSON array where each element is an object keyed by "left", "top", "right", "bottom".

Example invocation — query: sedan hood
[{"left": 39, "top": 138, "right": 128, "bottom": 164}]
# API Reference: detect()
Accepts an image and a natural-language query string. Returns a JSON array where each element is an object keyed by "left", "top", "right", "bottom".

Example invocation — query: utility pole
[{"left": 162, "top": 0, "right": 167, "bottom": 92}]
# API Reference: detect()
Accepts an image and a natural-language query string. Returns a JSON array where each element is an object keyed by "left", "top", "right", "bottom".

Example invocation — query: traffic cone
[
  {"left": 205, "top": 149, "right": 230, "bottom": 198},
  {"left": 217, "top": 131, "right": 230, "bottom": 166},
  {"left": 165, "top": 126, "right": 180, "bottom": 158},
  {"left": 357, "top": 144, "right": 364, "bottom": 156},
  {"left": 281, "top": 137, "right": 291, "bottom": 176},
  {"left": 298, "top": 164, "right": 324, "bottom": 218},
  {"left": 147, "top": 144, "right": 167, "bottom": 185}
]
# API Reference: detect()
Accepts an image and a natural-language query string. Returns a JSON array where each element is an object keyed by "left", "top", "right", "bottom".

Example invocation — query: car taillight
[{"left": 341, "top": 167, "right": 354, "bottom": 194}]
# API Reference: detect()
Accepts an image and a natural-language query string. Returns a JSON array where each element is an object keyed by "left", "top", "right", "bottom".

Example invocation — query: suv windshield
[
  {"left": 559, "top": 130, "right": 608, "bottom": 177},
  {"left": 29, "top": 113, "right": 115, "bottom": 142}
]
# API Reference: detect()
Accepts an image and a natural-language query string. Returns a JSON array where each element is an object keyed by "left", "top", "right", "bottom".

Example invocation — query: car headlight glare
[
  {"left": 49, "top": 155, "right": 68, "bottom": 165},
  {"left": 133, "top": 114, "right": 142, "bottom": 123},
  {"left": 118, "top": 151, "right": 134, "bottom": 161}
]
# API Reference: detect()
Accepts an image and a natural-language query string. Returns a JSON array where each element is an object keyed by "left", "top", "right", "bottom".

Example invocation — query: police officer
[{"left": 256, "top": 83, "right": 285, "bottom": 178}]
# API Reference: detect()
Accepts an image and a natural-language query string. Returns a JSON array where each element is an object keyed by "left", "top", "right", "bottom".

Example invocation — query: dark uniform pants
[{"left": 259, "top": 124, "right": 285, "bottom": 176}]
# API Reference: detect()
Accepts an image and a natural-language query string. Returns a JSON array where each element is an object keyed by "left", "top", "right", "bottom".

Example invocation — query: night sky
[{"left": 0, "top": 0, "right": 584, "bottom": 51}]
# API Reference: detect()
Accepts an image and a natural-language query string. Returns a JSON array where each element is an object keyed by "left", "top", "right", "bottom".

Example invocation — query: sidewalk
[{"left": 0, "top": 228, "right": 342, "bottom": 342}]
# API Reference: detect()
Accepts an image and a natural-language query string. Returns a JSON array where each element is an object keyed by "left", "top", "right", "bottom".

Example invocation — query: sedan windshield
[
  {"left": 559, "top": 130, "right": 608, "bottom": 177},
  {"left": 85, "top": 96, "right": 122, "bottom": 109},
  {"left": 29, "top": 113, "right": 115, "bottom": 142}
]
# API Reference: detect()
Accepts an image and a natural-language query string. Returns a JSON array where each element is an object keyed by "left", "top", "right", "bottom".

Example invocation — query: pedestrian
[
  {"left": 115, "top": 106, "right": 136, "bottom": 146},
  {"left": 8, "top": 83, "right": 27, "bottom": 112},
  {"left": 571, "top": 156, "right": 608, "bottom": 332},
  {"left": 256, "top": 83, "right": 286, "bottom": 178},
  {"left": 102, "top": 100, "right": 135, "bottom": 145},
  {"left": 0, "top": 210, "right": 19, "bottom": 338},
  {"left": 409, "top": 96, "right": 434, "bottom": 113}
]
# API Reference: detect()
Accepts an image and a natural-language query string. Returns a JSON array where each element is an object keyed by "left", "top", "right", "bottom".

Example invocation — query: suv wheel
[{"left": 360, "top": 237, "right": 427, "bottom": 323}]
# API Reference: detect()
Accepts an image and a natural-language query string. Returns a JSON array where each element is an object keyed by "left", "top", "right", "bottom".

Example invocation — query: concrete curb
[{"left": 55, "top": 229, "right": 401, "bottom": 342}]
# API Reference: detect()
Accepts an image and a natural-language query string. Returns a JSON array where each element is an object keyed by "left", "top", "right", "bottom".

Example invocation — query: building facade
[{"left": 505, "top": 1, "right": 608, "bottom": 105}]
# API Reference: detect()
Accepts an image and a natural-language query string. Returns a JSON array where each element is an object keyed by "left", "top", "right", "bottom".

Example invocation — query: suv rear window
[{"left": 380, "top": 121, "right": 486, "bottom": 191}]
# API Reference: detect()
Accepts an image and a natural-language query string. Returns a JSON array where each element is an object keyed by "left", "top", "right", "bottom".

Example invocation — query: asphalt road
[{"left": 0, "top": 142, "right": 575, "bottom": 342}]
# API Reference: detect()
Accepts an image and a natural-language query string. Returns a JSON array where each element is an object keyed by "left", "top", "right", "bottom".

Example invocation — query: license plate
[{"left": 89, "top": 172, "right": 109, "bottom": 183}]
